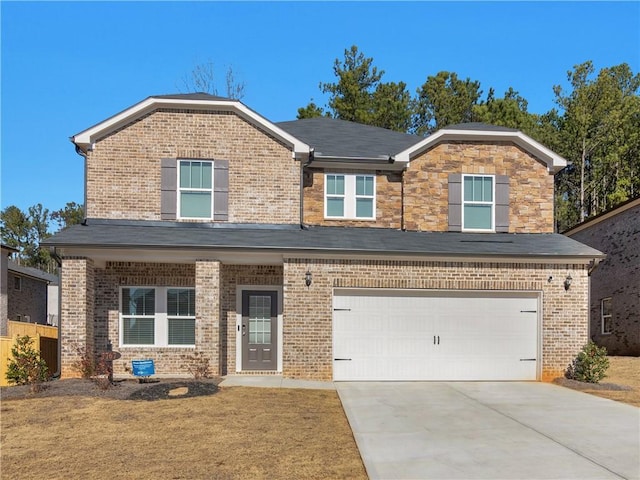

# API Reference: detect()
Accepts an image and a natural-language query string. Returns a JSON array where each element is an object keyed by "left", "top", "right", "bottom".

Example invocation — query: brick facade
[
  {"left": 55, "top": 98, "right": 593, "bottom": 383},
  {"left": 567, "top": 201, "right": 640, "bottom": 355},
  {"left": 6, "top": 273, "right": 49, "bottom": 325},
  {"left": 60, "top": 258, "right": 95, "bottom": 377},
  {"left": 283, "top": 258, "right": 588, "bottom": 381},
  {"left": 86, "top": 109, "right": 300, "bottom": 224}
]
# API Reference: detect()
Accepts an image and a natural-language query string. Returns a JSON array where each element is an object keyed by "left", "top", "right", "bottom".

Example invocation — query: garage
[{"left": 332, "top": 289, "right": 540, "bottom": 381}]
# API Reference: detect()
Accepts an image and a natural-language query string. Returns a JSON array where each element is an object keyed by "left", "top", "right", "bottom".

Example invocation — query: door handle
[
  {"left": 438, "top": 336, "right": 440, "bottom": 345},
  {"left": 242, "top": 324, "right": 246, "bottom": 336},
  {"left": 433, "top": 335, "right": 441, "bottom": 345}
]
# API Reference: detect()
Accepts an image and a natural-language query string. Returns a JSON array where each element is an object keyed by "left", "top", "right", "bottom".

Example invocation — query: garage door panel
[{"left": 333, "top": 291, "right": 538, "bottom": 381}]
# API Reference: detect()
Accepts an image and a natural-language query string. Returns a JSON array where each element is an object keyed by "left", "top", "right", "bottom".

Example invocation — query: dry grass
[
  {"left": 0, "top": 386, "right": 367, "bottom": 480},
  {"left": 579, "top": 356, "right": 640, "bottom": 407}
]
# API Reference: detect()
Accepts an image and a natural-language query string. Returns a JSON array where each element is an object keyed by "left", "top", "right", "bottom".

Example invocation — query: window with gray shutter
[
  {"left": 160, "top": 158, "right": 177, "bottom": 220},
  {"left": 160, "top": 158, "right": 229, "bottom": 221},
  {"left": 448, "top": 173, "right": 510, "bottom": 232},
  {"left": 495, "top": 175, "right": 510, "bottom": 233},
  {"left": 448, "top": 174, "right": 462, "bottom": 232}
]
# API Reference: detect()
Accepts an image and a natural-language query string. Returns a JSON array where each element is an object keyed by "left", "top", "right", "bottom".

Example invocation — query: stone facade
[
  {"left": 566, "top": 200, "right": 640, "bottom": 355},
  {"left": 86, "top": 109, "right": 300, "bottom": 224},
  {"left": 302, "top": 141, "right": 554, "bottom": 232},
  {"left": 404, "top": 142, "right": 554, "bottom": 233},
  {"left": 283, "top": 258, "right": 589, "bottom": 381}
]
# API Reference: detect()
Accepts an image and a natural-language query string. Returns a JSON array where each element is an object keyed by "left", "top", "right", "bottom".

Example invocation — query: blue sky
[{"left": 2, "top": 1, "right": 639, "bottom": 218}]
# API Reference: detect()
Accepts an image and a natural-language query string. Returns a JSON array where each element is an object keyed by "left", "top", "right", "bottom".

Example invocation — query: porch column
[
  {"left": 195, "top": 259, "right": 221, "bottom": 376},
  {"left": 60, "top": 257, "right": 95, "bottom": 378}
]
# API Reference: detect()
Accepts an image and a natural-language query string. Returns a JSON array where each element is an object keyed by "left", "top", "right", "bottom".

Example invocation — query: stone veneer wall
[
  {"left": 303, "top": 169, "right": 403, "bottom": 228},
  {"left": 283, "top": 258, "right": 589, "bottom": 381},
  {"left": 60, "top": 258, "right": 95, "bottom": 377},
  {"left": 404, "top": 141, "right": 554, "bottom": 233},
  {"left": 86, "top": 109, "right": 300, "bottom": 224}
]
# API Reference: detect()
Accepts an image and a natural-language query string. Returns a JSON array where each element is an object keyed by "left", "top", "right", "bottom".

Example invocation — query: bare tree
[{"left": 179, "top": 60, "right": 245, "bottom": 100}]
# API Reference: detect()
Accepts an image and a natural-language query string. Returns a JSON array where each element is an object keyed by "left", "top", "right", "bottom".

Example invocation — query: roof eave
[
  {"left": 71, "top": 97, "right": 310, "bottom": 157},
  {"left": 395, "top": 129, "right": 567, "bottom": 173}
]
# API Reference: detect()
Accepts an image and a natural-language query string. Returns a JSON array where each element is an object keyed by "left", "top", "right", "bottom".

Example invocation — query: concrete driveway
[{"left": 336, "top": 382, "right": 639, "bottom": 480}]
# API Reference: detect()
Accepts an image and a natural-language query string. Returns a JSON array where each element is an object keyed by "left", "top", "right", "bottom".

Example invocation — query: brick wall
[
  {"left": 60, "top": 258, "right": 95, "bottom": 377},
  {"left": 86, "top": 109, "right": 300, "bottom": 224},
  {"left": 6, "top": 274, "right": 48, "bottom": 325},
  {"left": 283, "top": 258, "right": 588, "bottom": 381},
  {"left": 220, "top": 265, "right": 283, "bottom": 374},
  {"left": 568, "top": 202, "right": 640, "bottom": 355}
]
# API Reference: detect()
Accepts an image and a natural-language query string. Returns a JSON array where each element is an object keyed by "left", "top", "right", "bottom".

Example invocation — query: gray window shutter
[
  {"left": 448, "top": 174, "right": 462, "bottom": 232},
  {"left": 214, "top": 160, "right": 229, "bottom": 221},
  {"left": 161, "top": 158, "right": 177, "bottom": 220},
  {"left": 495, "top": 175, "right": 510, "bottom": 233}
]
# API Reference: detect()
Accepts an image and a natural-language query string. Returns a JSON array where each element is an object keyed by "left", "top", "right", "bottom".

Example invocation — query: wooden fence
[{"left": 0, "top": 321, "right": 58, "bottom": 387}]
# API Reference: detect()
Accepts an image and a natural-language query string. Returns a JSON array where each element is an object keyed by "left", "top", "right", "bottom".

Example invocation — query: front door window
[{"left": 242, "top": 291, "right": 277, "bottom": 370}]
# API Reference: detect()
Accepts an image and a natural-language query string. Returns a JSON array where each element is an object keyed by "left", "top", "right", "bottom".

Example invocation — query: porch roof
[{"left": 42, "top": 219, "right": 604, "bottom": 262}]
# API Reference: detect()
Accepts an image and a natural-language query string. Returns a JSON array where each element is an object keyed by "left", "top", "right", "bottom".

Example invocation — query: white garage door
[{"left": 333, "top": 290, "right": 539, "bottom": 381}]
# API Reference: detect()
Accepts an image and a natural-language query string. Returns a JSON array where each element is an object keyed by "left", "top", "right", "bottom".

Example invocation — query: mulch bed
[
  {"left": 552, "top": 377, "right": 633, "bottom": 391},
  {"left": 1, "top": 377, "right": 220, "bottom": 401}
]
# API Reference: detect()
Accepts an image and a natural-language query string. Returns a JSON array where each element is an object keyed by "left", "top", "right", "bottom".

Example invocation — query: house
[
  {"left": 565, "top": 197, "right": 639, "bottom": 356},
  {"left": 43, "top": 93, "right": 604, "bottom": 382},
  {"left": 6, "top": 261, "right": 59, "bottom": 326},
  {"left": 1, "top": 244, "right": 59, "bottom": 336}
]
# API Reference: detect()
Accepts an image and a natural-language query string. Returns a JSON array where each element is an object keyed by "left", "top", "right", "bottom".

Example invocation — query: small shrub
[
  {"left": 6, "top": 335, "right": 49, "bottom": 392},
  {"left": 183, "top": 351, "right": 212, "bottom": 379},
  {"left": 70, "top": 344, "right": 113, "bottom": 389},
  {"left": 566, "top": 341, "right": 610, "bottom": 383}
]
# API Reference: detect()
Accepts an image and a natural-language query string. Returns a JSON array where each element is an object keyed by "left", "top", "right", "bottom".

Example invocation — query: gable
[
  {"left": 396, "top": 125, "right": 567, "bottom": 173},
  {"left": 73, "top": 94, "right": 310, "bottom": 158}
]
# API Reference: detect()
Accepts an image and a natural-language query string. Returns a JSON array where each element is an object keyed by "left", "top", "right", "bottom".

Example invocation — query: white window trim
[
  {"left": 324, "top": 173, "right": 376, "bottom": 220},
  {"left": 601, "top": 297, "right": 613, "bottom": 335},
  {"left": 461, "top": 174, "right": 495, "bottom": 232},
  {"left": 119, "top": 286, "right": 196, "bottom": 348},
  {"left": 177, "top": 159, "right": 214, "bottom": 220}
]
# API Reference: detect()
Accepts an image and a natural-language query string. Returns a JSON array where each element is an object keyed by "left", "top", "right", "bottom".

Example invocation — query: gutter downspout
[
  {"left": 74, "top": 142, "right": 88, "bottom": 222},
  {"left": 300, "top": 149, "right": 314, "bottom": 229},
  {"left": 49, "top": 247, "right": 63, "bottom": 379}
]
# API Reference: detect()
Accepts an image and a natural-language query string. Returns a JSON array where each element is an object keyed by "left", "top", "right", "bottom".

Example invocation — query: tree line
[
  {"left": 1, "top": 202, "right": 83, "bottom": 272},
  {"left": 298, "top": 46, "right": 640, "bottom": 232}
]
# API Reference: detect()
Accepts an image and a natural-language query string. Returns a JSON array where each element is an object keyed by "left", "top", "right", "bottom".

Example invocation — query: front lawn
[{"left": 0, "top": 384, "right": 367, "bottom": 479}]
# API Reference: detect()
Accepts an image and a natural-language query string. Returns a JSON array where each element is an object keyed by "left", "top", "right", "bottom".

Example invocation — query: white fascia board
[
  {"left": 395, "top": 129, "right": 567, "bottom": 173},
  {"left": 72, "top": 97, "right": 310, "bottom": 158}
]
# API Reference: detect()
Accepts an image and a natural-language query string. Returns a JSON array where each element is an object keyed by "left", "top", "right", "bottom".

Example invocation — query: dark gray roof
[
  {"left": 443, "top": 122, "right": 518, "bottom": 132},
  {"left": 277, "top": 117, "right": 422, "bottom": 159},
  {"left": 151, "top": 93, "right": 231, "bottom": 101},
  {"left": 8, "top": 261, "right": 58, "bottom": 284},
  {"left": 42, "top": 219, "right": 604, "bottom": 260}
]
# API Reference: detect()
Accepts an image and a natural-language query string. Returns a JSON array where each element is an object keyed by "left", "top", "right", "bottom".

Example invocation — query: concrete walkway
[
  {"left": 218, "top": 375, "right": 335, "bottom": 390},
  {"left": 337, "top": 382, "right": 640, "bottom": 480}
]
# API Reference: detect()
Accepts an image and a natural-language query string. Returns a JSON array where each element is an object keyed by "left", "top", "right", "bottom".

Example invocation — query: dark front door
[{"left": 242, "top": 291, "right": 278, "bottom": 371}]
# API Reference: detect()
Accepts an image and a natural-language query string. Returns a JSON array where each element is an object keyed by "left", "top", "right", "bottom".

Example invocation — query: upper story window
[
  {"left": 601, "top": 297, "right": 613, "bottom": 335},
  {"left": 462, "top": 175, "right": 495, "bottom": 231},
  {"left": 178, "top": 160, "right": 213, "bottom": 219},
  {"left": 325, "top": 173, "right": 375, "bottom": 220},
  {"left": 13, "top": 276, "right": 21, "bottom": 291}
]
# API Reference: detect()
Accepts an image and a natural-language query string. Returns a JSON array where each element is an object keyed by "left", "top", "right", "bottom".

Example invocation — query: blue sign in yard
[{"left": 132, "top": 359, "right": 155, "bottom": 377}]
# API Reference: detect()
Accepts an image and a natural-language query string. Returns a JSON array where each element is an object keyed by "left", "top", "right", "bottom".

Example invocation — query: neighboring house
[
  {"left": 565, "top": 197, "right": 640, "bottom": 356},
  {"left": 1, "top": 244, "right": 19, "bottom": 336},
  {"left": 6, "top": 261, "right": 59, "bottom": 328},
  {"left": 43, "top": 93, "right": 603, "bottom": 382}
]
